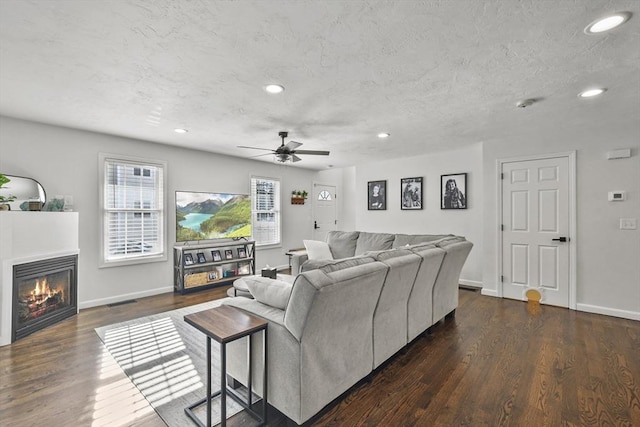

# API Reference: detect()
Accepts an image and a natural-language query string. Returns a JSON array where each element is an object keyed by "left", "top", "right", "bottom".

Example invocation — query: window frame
[
  {"left": 98, "top": 153, "right": 168, "bottom": 268},
  {"left": 251, "top": 175, "right": 281, "bottom": 248}
]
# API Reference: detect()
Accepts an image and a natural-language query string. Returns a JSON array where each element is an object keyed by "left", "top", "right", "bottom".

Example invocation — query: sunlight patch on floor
[
  {"left": 94, "top": 316, "right": 205, "bottom": 425},
  {"left": 92, "top": 346, "right": 154, "bottom": 427},
  {"left": 103, "top": 317, "right": 185, "bottom": 369}
]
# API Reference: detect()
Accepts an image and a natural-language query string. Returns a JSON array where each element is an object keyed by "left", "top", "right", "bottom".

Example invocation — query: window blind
[
  {"left": 251, "top": 177, "right": 281, "bottom": 246},
  {"left": 104, "top": 159, "right": 164, "bottom": 262}
]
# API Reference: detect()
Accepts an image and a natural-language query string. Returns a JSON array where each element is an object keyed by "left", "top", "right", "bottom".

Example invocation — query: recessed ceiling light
[
  {"left": 174, "top": 128, "right": 188, "bottom": 133},
  {"left": 579, "top": 88, "right": 606, "bottom": 98},
  {"left": 585, "top": 12, "right": 631, "bottom": 34},
  {"left": 264, "top": 84, "right": 285, "bottom": 94},
  {"left": 377, "top": 132, "right": 390, "bottom": 138}
]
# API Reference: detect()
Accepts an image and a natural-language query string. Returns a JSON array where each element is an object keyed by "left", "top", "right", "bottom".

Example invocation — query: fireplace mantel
[{"left": 0, "top": 212, "right": 79, "bottom": 346}]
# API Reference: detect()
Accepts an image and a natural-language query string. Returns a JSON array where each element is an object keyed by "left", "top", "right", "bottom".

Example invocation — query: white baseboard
[
  {"left": 576, "top": 303, "right": 640, "bottom": 321},
  {"left": 481, "top": 288, "right": 499, "bottom": 297},
  {"left": 459, "top": 279, "right": 482, "bottom": 289},
  {"left": 79, "top": 286, "right": 173, "bottom": 310}
]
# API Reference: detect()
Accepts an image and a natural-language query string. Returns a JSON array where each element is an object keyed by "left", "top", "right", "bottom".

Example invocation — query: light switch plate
[{"left": 620, "top": 218, "right": 637, "bottom": 230}]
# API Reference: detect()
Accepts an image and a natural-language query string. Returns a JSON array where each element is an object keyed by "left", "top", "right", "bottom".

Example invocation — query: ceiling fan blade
[
  {"left": 293, "top": 150, "right": 330, "bottom": 156},
  {"left": 238, "top": 145, "right": 274, "bottom": 152},
  {"left": 291, "top": 154, "right": 302, "bottom": 162},
  {"left": 249, "top": 152, "right": 275, "bottom": 159},
  {"left": 284, "top": 140, "right": 303, "bottom": 151}
]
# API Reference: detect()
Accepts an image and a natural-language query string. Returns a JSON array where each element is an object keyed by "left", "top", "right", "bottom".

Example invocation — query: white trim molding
[
  {"left": 79, "top": 285, "right": 173, "bottom": 309},
  {"left": 577, "top": 303, "right": 640, "bottom": 321}
]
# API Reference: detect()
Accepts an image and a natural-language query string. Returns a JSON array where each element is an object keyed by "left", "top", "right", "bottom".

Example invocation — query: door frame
[
  {"left": 311, "top": 181, "right": 338, "bottom": 240},
  {"left": 496, "top": 151, "right": 577, "bottom": 309}
]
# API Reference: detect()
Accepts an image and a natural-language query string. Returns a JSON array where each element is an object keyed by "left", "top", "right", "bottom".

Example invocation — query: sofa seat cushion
[
  {"left": 355, "top": 231, "right": 395, "bottom": 255},
  {"left": 326, "top": 231, "right": 360, "bottom": 259},
  {"left": 304, "top": 240, "right": 334, "bottom": 260},
  {"left": 242, "top": 276, "right": 294, "bottom": 309}
]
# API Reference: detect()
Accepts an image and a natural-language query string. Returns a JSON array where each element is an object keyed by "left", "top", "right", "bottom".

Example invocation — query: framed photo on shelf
[
  {"left": 225, "top": 249, "right": 234, "bottom": 260},
  {"left": 207, "top": 271, "right": 219, "bottom": 281},
  {"left": 211, "top": 250, "right": 222, "bottom": 262},
  {"left": 368, "top": 180, "right": 386, "bottom": 210},
  {"left": 237, "top": 262, "right": 250, "bottom": 275},
  {"left": 184, "top": 253, "right": 195, "bottom": 265},
  {"left": 401, "top": 177, "right": 423, "bottom": 210},
  {"left": 441, "top": 173, "right": 467, "bottom": 210},
  {"left": 237, "top": 247, "right": 247, "bottom": 258},
  {"left": 196, "top": 252, "right": 207, "bottom": 263}
]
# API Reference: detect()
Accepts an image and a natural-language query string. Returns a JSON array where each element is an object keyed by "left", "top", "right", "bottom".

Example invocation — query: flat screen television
[{"left": 176, "top": 191, "right": 251, "bottom": 242}]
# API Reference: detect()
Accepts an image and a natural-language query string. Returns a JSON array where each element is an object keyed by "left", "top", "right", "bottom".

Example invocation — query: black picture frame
[
  {"left": 401, "top": 177, "right": 423, "bottom": 210},
  {"left": 237, "top": 247, "right": 247, "bottom": 258},
  {"left": 368, "top": 180, "right": 386, "bottom": 210},
  {"left": 441, "top": 173, "right": 467, "bottom": 209},
  {"left": 196, "top": 252, "right": 206, "bottom": 263},
  {"left": 211, "top": 250, "right": 222, "bottom": 262},
  {"left": 224, "top": 249, "right": 234, "bottom": 260},
  {"left": 184, "top": 253, "right": 195, "bottom": 265}
]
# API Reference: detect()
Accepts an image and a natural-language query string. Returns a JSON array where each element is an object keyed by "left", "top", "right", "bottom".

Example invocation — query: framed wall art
[
  {"left": 368, "top": 180, "right": 386, "bottom": 210},
  {"left": 401, "top": 177, "right": 423, "bottom": 210},
  {"left": 441, "top": 173, "right": 467, "bottom": 209}
]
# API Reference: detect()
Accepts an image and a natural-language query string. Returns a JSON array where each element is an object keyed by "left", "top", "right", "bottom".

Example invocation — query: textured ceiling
[{"left": 1, "top": 0, "right": 639, "bottom": 169}]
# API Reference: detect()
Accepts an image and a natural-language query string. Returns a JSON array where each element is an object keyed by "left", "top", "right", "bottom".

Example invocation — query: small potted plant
[
  {"left": 291, "top": 190, "right": 304, "bottom": 205},
  {"left": 0, "top": 174, "right": 16, "bottom": 210}
]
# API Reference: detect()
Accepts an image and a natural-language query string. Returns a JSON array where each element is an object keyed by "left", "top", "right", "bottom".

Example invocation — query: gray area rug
[{"left": 95, "top": 297, "right": 247, "bottom": 427}]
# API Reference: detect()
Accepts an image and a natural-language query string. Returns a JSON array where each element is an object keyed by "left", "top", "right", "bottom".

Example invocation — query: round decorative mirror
[{"left": 0, "top": 174, "right": 47, "bottom": 211}]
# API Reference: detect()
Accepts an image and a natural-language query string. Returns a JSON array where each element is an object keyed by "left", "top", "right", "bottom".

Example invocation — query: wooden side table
[{"left": 184, "top": 305, "right": 268, "bottom": 427}]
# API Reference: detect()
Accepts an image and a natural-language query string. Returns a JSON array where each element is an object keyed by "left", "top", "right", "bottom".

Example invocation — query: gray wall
[
  {"left": 482, "top": 137, "right": 640, "bottom": 319},
  {"left": 0, "top": 116, "right": 317, "bottom": 307},
  {"left": 353, "top": 143, "right": 484, "bottom": 286}
]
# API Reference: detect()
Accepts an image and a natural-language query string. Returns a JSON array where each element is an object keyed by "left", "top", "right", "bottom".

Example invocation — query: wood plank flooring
[{"left": 1, "top": 286, "right": 638, "bottom": 426}]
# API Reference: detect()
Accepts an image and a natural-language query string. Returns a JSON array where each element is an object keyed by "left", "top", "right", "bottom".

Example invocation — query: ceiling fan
[{"left": 238, "top": 131, "right": 330, "bottom": 163}]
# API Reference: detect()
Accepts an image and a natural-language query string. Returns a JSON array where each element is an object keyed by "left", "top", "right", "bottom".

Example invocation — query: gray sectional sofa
[{"left": 222, "top": 231, "right": 473, "bottom": 425}]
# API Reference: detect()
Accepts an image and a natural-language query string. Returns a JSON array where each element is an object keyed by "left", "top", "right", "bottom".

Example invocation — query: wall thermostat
[{"left": 608, "top": 191, "right": 626, "bottom": 201}]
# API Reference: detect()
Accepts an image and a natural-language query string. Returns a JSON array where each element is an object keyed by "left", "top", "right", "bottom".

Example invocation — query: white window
[
  {"left": 251, "top": 176, "right": 281, "bottom": 247},
  {"left": 99, "top": 154, "right": 167, "bottom": 267}
]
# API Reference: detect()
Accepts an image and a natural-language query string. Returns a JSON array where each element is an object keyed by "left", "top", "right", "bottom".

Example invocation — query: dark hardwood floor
[{"left": 1, "top": 286, "right": 638, "bottom": 427}]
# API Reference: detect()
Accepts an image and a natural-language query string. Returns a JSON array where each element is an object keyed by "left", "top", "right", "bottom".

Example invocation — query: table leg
[
  {"left": 248, "top": 333, "right": 253, "bottom": 408},
  {"left": 263, "top": 328, "right": 268, "bottom": 423},
  {"left": 206, "top": 337, "right": 211, "bottom": 427},
  {"left": 221, "top": 342, "right": 226, "bottom": 427}
]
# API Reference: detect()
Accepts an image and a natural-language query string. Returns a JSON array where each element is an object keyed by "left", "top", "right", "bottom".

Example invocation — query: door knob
[
  {"left": 314, "top": 221, "right": 320, "bottom": 230},
  {"left": 552, "top": 237, "right": 569, "bottom": 242}
]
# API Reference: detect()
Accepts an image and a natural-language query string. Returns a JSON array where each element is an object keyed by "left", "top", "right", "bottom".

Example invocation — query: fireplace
[{"left": 12, "top": 255, "right": 78, "bottom": 342}]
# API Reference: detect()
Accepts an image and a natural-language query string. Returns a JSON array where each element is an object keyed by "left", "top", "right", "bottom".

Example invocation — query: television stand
[{"left": 173, "top": 241, "right": 255, "bottom": 293}]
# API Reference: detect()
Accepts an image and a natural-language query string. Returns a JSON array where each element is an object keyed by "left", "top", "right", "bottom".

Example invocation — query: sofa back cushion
[
  {"left": 326, "top": 231, "right": 360, "bottom": 259},
  {"left": 355, "top": 232, "right": 395, "bottom": 255},
  {"left": 392, "top": 234, "right": 457, "bottom": 248},
  {"left": 284, "top": 256, "right": 385, "bottom": 341},
  {"left": 301, "top": 255, "right": 374, "bottom": 273}
]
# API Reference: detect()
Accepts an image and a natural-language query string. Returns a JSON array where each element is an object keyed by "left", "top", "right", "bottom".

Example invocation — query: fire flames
[
  {"left": 30, "top": 277, "right": 65, "bottom": 302},
  {"left": 18, "top": 277, "right": 67, "bottom": 323}
]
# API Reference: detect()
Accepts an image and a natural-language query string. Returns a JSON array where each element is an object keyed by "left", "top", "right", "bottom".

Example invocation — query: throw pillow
[
  {"left": 303, "top": 240, "right": 334, "bottom": 260},
  {"left": 244, "top": 277, "right": 293, "bottom": 310}
]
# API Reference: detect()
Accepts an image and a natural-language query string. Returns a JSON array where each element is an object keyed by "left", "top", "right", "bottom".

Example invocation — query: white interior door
[
  {"left": 312, "top": 184, "right": 337, "bottom": 242},
  {"left": 502, "top": 156, "right": 571, "bottom": 307}
]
